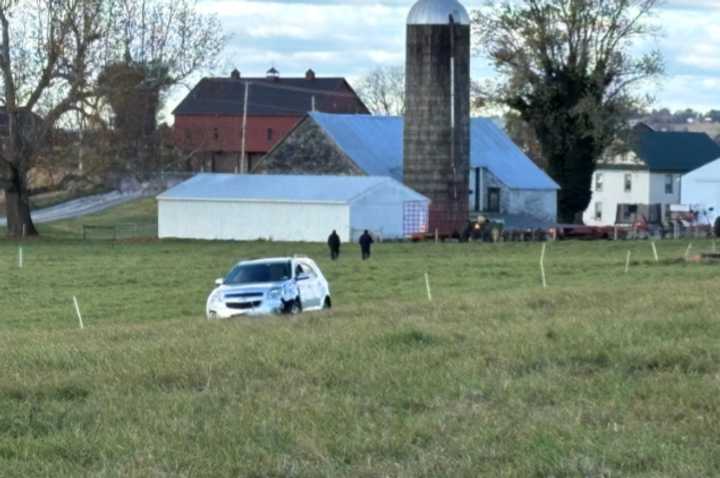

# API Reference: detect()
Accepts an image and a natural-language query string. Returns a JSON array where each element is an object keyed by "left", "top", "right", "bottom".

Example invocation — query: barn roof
[
  {"left": 172, "top": 77, "right": 369, "bottom": 117},
  {"left": 309, "top": 112, "right": 560, "bottom": 190},
  {"left": 157, "top": 173, "right": 428, "bottom": 204},
  {"left": 628, "top": 124, "right": 720, "bottom": 173}
]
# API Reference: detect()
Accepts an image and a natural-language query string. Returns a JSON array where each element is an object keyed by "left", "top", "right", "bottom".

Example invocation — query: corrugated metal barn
[
  {"left": 157, "top": 174, "right": 429, "bottom": 242},
  {"left": 256, "top": 112, "right": 560, "bottom": 227}
]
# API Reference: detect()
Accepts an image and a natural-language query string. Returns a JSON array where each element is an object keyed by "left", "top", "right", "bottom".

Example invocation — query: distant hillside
[{"left": 631, "top": 120, "right": 720, "bottom": 144}]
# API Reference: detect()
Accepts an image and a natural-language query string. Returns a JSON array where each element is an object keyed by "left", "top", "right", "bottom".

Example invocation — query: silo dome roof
[{"left": 407, "top": 0, "right": 470, "bottom": 25}]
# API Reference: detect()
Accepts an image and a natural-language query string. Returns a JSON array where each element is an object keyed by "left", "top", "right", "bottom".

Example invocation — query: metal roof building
[
  {"left": 258, "top": 113, "right": 559, "bottom": 227},
  {"left": 157, "top": 174, "right": 429, "bottom": 242},
  {"left": 304, "top": 113, "right": 559, "bottom": 190}
]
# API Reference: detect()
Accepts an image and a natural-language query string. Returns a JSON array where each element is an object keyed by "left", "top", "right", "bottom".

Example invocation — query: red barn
[{"left": 172, "top": 68, "right": 369, "bottom": 172}]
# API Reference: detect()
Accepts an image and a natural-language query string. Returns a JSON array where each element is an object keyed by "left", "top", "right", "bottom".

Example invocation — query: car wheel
[
  {"left": 322, "top": 296, "right": 332, "bottom": 309},
  {"left": 284, "top": 298, "right": 302, "bottom": 315}
]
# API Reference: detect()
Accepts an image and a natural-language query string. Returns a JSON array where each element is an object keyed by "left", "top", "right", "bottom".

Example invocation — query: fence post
[
  {"left": 625, "top": 250, "right": 631, "bottom": 274},
  {"left": 424, "top": 272, "right": 432, "bottom": 302},
  {"left": 539, "top": 243, "right": 547, "bottom": 288}
]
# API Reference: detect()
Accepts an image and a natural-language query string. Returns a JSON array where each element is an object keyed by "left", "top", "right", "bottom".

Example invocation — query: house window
[
  {"left": 665, "top": 174, "right": 673, "bottom": 194},
  {"left": 184, "top": 129, "right": 191, "bottom": 141},
  {"left": 267, "top": 128, "right": 273, "bottom": 142},
  {"left": 595, "top": 173, "right": 603, "bottom": 192},
  {"left": 487, "top": 187, "right": 500, "bottom": 213},
  {"left": 213, "top": 128, "right": 219, "bottom": 140},
  {"left": 624, "top": 173, "right": 632, "bottom": 193},
  {"left": 594, "top": 202, "right": 602, "bottom": 221}
]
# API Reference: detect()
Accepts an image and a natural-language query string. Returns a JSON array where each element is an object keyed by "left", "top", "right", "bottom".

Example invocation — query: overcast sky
[{"left": 166, "top": 0, "right": 720, "bottom": 116}]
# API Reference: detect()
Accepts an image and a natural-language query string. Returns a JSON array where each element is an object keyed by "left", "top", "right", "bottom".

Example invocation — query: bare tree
[
  {"left": 0, "top": 0, "right": 108, "bottom": 237},
  {"left": 474, "top": 0, "right": 663, "bottom": 222},
  {"left": 0, "top": 0, "right": 223, "bottom": 237},
  {"left": 355, "top": 66, "right": 405, "bottom": 116},
  {"left": 94, "top": 0, "right": 224, "bottom": 180}
]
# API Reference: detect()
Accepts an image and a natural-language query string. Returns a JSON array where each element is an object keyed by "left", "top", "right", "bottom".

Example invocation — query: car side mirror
[
  {"left": 296, "top": 273, "right": 309, "bottom": 281},
  {"left": 214, "top": 278, "right": 223, "bottom": 286}
]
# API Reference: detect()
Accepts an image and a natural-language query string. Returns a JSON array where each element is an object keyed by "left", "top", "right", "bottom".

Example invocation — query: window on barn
[
  {"left": 665, "top": 174, "right": 673, "bottom": 194},
  {"left": 487, "top": 188, "right": 500, "bottom": 213},
  {"left": 624, "top": 173, "right": 632, "bottom": 193},
  {"left": 595, "top": 173, "right": 603, "bottom": 192},
  {"left": 267, "top": 128, "right": 273, "bottom": 142},
  {"left": 184, "top": 129, "right": 191, "bottom": 142},
  {"left": 213, "top": 128, "right": 219, "bottom": 140},
  {"left": 594, "top": 202, "right": 602, "bottom": 221}
]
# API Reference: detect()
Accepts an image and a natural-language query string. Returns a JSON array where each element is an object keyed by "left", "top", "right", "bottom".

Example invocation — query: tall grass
[{"left": 0, "top": 237, "right": 718, "bottom": 476}]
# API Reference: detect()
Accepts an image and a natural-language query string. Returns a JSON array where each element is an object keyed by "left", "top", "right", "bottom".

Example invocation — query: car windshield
[{"left": 224, "top": 261, "right": 291, "bottom": 285}]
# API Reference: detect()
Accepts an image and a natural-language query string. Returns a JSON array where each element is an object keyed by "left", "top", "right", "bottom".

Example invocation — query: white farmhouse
[
  {"left": 584, "top": 124, "right": 720, "bottom": 226},
  {"left": 157, "top": 174, "right": 429, "bottom": 242}
]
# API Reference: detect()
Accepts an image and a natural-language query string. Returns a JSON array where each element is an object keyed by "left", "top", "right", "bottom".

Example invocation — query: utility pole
[{"left": 239, "top": 82, "right": 250, "bottom": 174}]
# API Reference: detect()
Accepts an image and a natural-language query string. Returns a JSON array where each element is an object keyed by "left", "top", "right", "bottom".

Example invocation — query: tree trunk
[{"left": 4, "top": 165, "right": 37, "bottom": 237}]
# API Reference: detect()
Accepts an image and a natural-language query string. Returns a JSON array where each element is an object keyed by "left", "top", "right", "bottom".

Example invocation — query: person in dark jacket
[
  {"left": 327, "top": 230, "right": 341, "bottom": 260},
  {"left": 359, "top": 229, "right": 374, "bottom": 260}
]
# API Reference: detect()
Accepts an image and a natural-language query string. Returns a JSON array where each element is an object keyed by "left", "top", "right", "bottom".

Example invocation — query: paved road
[{"left": 0, "top": 190, "right": 148, "bottom": 227}]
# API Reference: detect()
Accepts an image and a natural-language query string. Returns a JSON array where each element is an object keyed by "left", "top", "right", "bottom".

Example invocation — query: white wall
[
  {"left": 682, "top": 160, "right": 720, "bottom": 224},
  {"left": 349, "top": 183, "right": 429, "bottom": 241},
  {"left": 158, "top": 199, "right": 350, "bottom": 242},
  {"left": 508, "top": 189, "right": 557, "bottom": 223},
  {"left": 469, "top": 167, "right": 556, "bottom": 223},
  {"left": 583, "top": 169, "right": 650, "bottom": 225}
]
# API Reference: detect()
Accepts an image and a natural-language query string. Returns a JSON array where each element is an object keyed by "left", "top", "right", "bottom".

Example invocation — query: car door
[
  {"left": 294, "top": 262, "right": 319, "bottom": 309},
  {"left": 302, "top": 262, "right": 323, "bottom": 309}
]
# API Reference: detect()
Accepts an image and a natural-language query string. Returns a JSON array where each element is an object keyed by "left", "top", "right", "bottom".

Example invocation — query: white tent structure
[
  {"left": 157, "top": 174, "right": 430, "bottom": 242},
  {"left": 681, "top": 157, "right": 720, "bottom": 225}
]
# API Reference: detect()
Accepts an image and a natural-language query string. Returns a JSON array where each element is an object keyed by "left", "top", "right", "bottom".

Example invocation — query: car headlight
[
  {"left": 210, "top": 290, "right": 224, "bottom": 305},
  {"left": 268, "top": 287, "right": 282, "bottom": 300}
]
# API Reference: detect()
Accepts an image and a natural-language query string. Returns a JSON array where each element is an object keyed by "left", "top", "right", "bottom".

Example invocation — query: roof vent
[
  {"left": 305, "top": 69, "right": 316, "bottom": 80},
  {"left": 230, "top": 69, "right": 240, "bottom": 80},
  {"left": 266, "top": 67, "right": 279, "bottom": 80}
]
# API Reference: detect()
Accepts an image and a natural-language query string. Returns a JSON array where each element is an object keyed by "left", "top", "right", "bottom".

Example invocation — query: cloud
[{"left": 165, "top": 0, "right": 720, "bottom": 114}]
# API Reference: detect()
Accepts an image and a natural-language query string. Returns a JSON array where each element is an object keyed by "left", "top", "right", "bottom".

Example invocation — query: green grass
[
  {"left": 1, "top": 203, "right": 719, "bottom": 476},
  {"left": 0, "top": 198, "right": 158, "bottom": 239}
]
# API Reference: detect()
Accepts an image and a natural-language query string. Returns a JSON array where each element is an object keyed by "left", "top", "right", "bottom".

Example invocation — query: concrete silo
[{"left": 403, "top": 0, "right": 470, "bottom": 235}]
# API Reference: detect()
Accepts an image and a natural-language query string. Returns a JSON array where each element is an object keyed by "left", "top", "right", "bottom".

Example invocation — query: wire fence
[{"left": 81, "top": 223, "right": 158, "bottom": 241}]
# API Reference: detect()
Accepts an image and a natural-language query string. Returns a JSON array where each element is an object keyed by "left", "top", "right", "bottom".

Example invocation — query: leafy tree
[
  {"left": 706, "top": 110, "right": 720, "bottom": 123},
  {"left": 473, "top": 0, "right": 663, "bottom": 222}
]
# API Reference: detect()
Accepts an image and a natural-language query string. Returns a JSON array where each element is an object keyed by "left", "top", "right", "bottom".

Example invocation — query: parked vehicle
[{"left": 206, "top": 257, "right": 331, "bottom": 320}]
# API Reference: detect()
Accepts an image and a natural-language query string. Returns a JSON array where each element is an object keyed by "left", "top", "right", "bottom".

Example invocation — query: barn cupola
[
  {"left": 305, "top": 69, "right": 316, "bottom": 80},
  {"left": 230, "top": 69, "right": 241, "bottom": 80},
  {"left": 266, "top": 67, "right": 279, "bottom": 81}
]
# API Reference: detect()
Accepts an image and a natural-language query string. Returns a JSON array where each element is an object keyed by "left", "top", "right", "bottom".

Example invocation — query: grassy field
[{"left": 1, "top": 201, "right": 719, "bottom": 476}]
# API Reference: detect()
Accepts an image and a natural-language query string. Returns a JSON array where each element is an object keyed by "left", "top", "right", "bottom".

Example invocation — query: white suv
[{"left": 206, "top": 257, "right": 331, "bottom": 319}]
